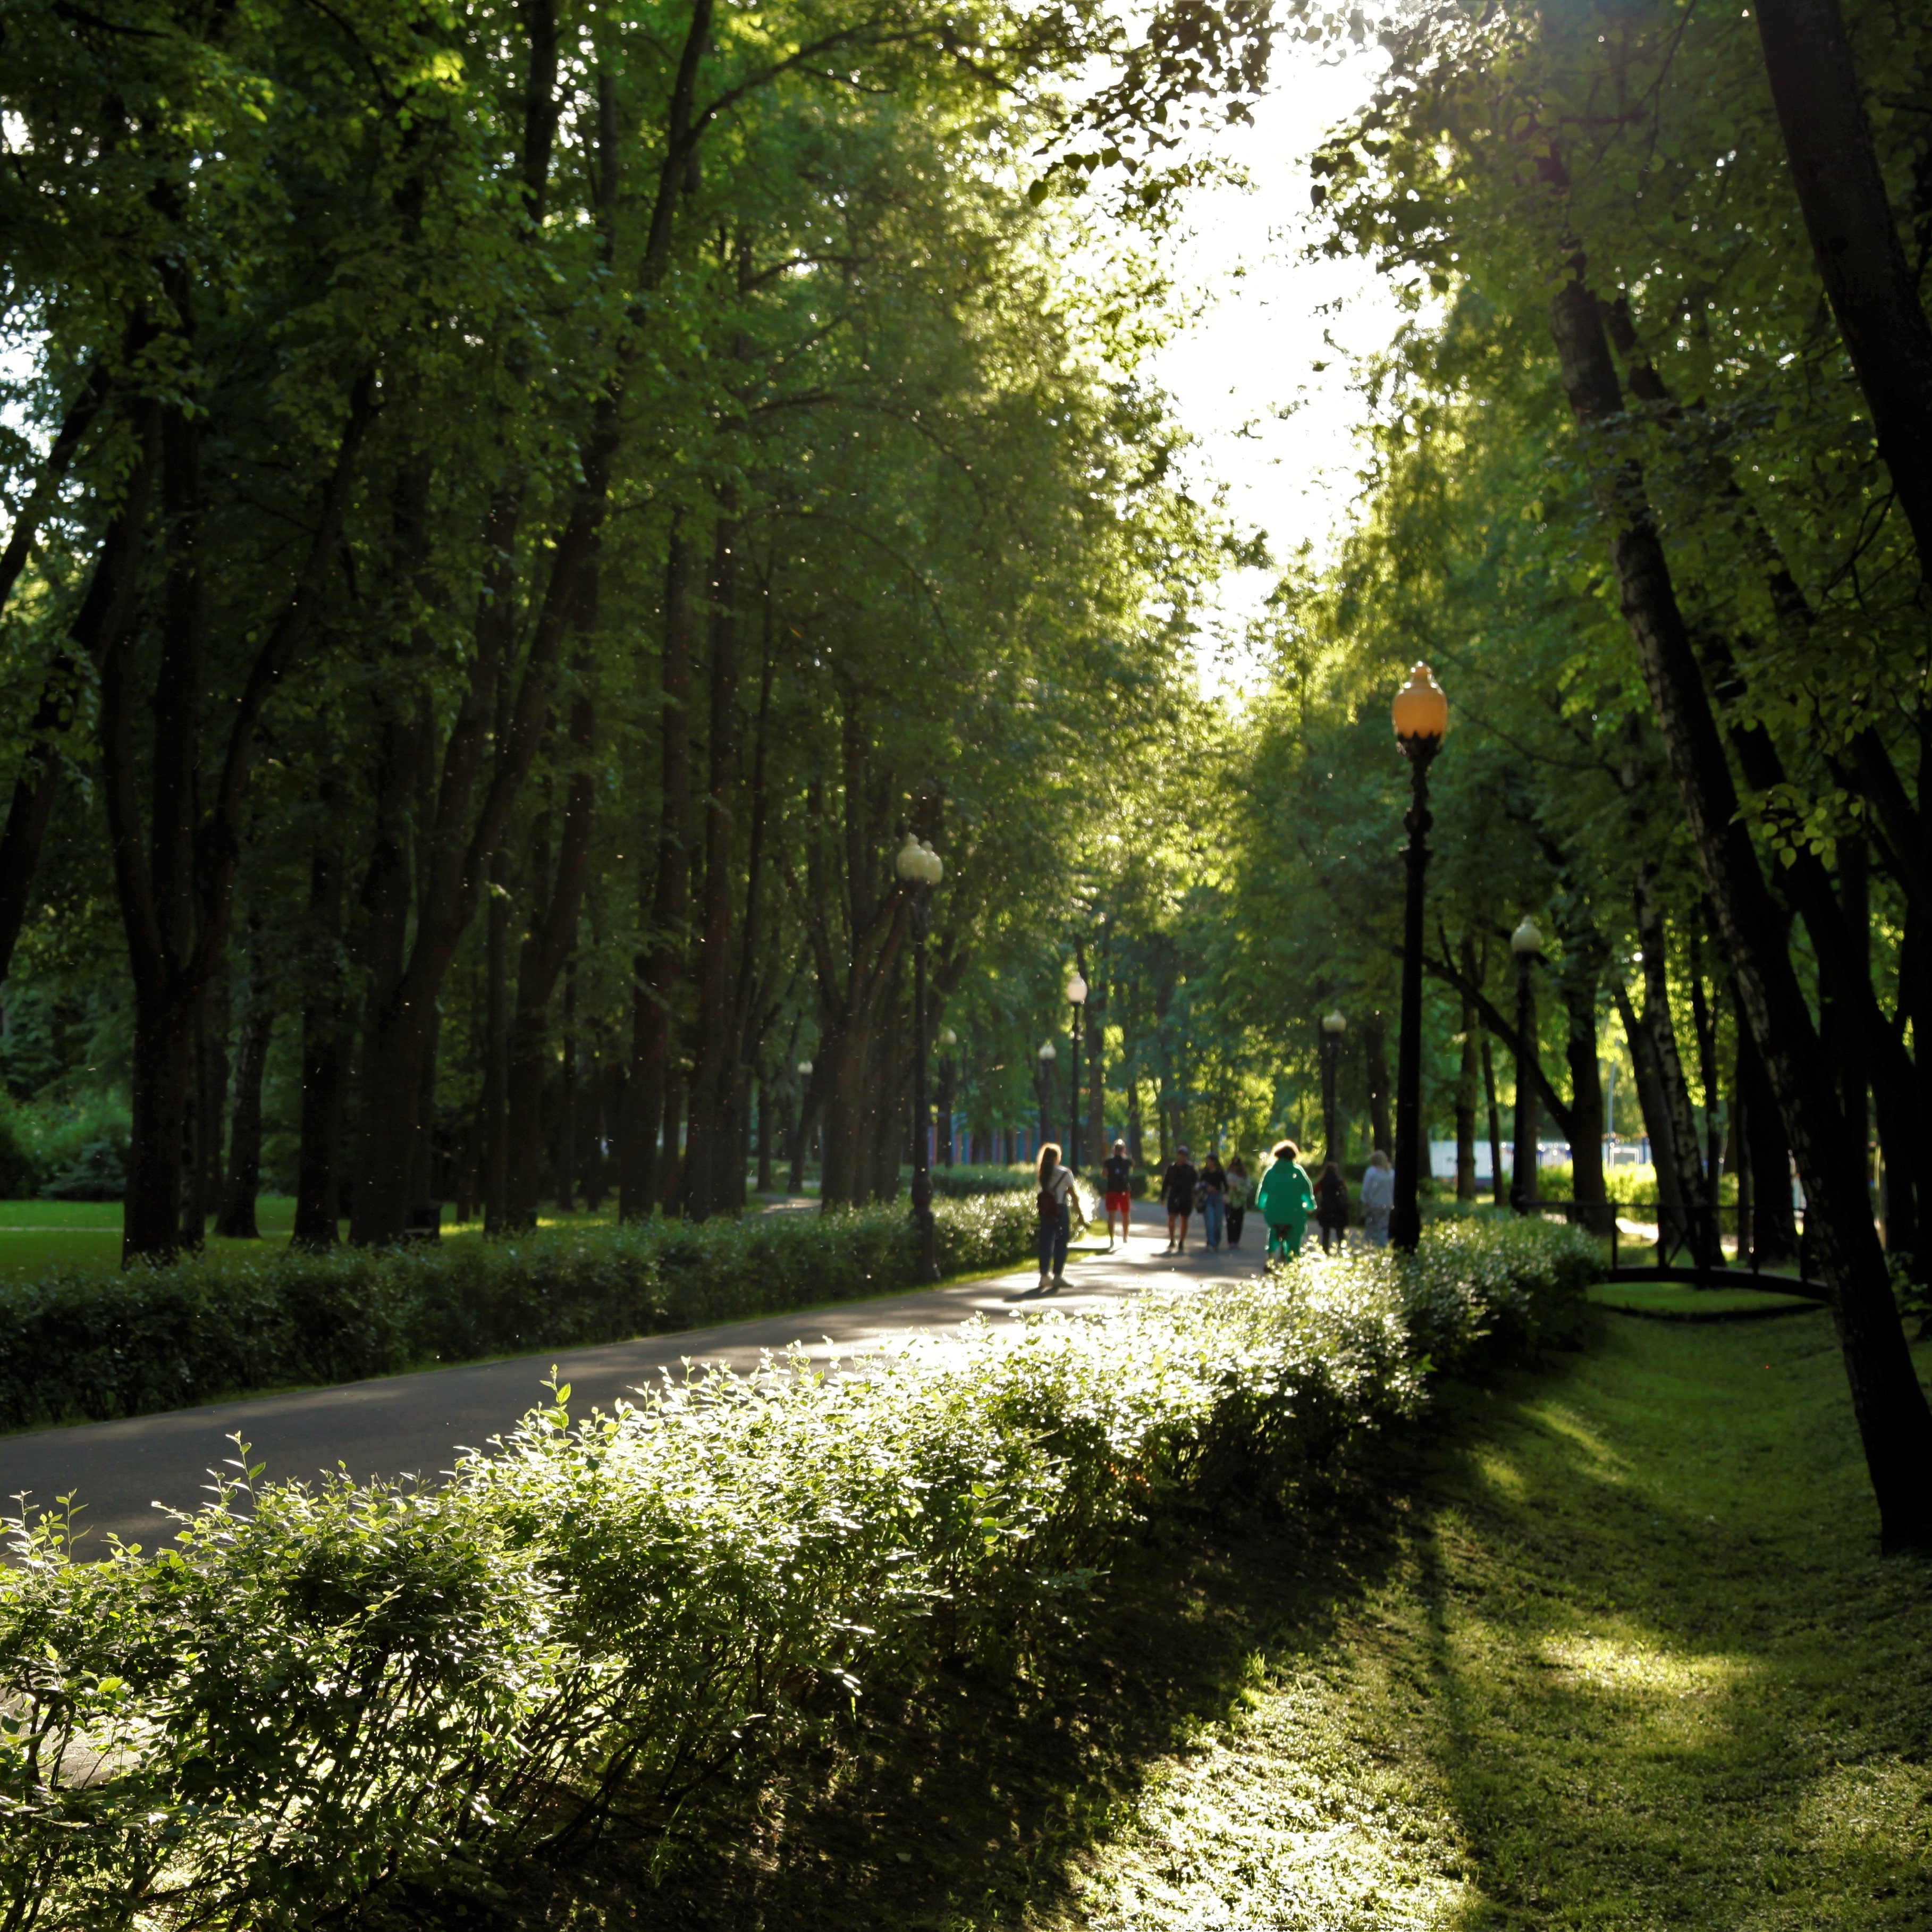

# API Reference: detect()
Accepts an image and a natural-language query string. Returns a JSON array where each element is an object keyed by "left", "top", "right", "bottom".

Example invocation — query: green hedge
[
  {"left": 0, "top": 1195, "right": 1036, "bottom": 1434},
  {"left": 921, "top": 1161, "right": 1036, "bottom": 1197},
  {"left": 0, "top": 1218, "right": 1596, "bottom": 1922}
]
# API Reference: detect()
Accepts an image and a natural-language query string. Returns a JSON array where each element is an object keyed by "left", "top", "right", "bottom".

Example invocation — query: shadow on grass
[
  {"left": 612, "top": 1452, "right": 1432, "bottom": 1929},
  {"left": 605, "top": 1321, "right": 1932, "bottom": 1932}
]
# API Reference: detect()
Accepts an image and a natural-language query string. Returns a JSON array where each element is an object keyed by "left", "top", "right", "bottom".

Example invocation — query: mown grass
[
  {"left": 1586, "top": 1279, "right": 1826, "bottom": 1319},
  {"left": 723, "top": 1311, "right": 1932, "bottom": 1930}
]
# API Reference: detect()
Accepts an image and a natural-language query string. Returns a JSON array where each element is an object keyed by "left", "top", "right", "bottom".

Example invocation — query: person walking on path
[
  {"left": 1161, "top": 1145, "right": 1199, "bottom": 1253},
  {"left": 1256, "top": 1140, "right": 1315, "bottom": 1263},
  {"left": 1359, "top": 1149, "right": 1394, "bottom": 1247},
  {"left": 1315, "top": 1160, "right": 1351, "bottom": 1253},
  {"left": 1035, "top": 1142, "right": 1078, "bottom": 1290},
  {"left": 1198, "top": 1153, "right": 1229, "bottom": 1251},
  {"left": 1100, "top": 1138, "right": 1135, "bottom": 1249},
  {"left": 1225, "top": 1155, "right": 1252, "bottom": 1247}
]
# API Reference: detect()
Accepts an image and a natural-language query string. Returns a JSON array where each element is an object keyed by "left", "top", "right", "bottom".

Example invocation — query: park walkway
[{"left": 2, "top": 1199, "right": 1252, "bottom": 1553}]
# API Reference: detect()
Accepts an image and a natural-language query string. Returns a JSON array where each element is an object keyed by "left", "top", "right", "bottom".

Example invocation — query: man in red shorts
[{"left": 1101, "top": 1137, "right": 1135, "bottom": 1249}]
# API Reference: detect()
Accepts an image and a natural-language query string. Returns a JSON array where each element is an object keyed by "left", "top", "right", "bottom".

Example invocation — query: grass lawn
[
  {"left": 1587, "top": 1279, "right": 1827, "bottom": 1320},
  {"left": 731, "top": 1311, "right": 1932, "bottom": 1930},
  {"left": 0, "top": 1196, "right": 641, "bottom": 1281}
]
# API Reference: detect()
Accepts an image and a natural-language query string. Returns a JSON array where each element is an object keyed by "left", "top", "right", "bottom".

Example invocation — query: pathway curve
[{"left": 2, "top": 1201, "right": 1259, "bottom": 1553}]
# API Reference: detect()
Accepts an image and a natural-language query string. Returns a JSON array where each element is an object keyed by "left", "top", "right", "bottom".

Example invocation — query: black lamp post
[
  {"left": 1065, "top": 969, "right": 1087, "bottom": 1171},
  {"left": 896, "top": 832, "right": 943, "bottom": 1281},
  {"left": 1509, "top": 915, "right": 1543, "bottom": 1214},
  {"left": 1036, "top": 1039, "right": 1057, "bottom": 1150},
  {"left": 1321, "top": 1009, "right": 1346, "bottom": 1165},
  {"left": 1390, "top": 664, "right": 1448, "bottom": 1253}
]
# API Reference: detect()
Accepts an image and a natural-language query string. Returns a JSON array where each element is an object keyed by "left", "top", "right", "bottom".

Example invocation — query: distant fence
[{"left": 1521, "top": 1197, "right": 1827, "bottom": 1302}]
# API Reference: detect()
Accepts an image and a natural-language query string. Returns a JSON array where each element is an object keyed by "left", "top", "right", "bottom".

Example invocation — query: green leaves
[{"left": 0, "top": 1214, "right": 1590, "bottom": 1918}]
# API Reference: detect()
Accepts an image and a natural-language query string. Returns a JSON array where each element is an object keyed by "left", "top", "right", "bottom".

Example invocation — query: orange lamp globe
[{"left": 1391, "top": 663, "right": 1448, "bottom": 744}]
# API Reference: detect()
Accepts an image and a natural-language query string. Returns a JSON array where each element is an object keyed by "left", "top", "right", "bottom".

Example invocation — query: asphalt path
[{"left": 2, "top": 1197, "right": 1259, "bottom": 1554}]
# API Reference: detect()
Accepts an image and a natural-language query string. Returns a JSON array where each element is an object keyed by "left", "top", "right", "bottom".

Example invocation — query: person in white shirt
[{"left": 1360, "top": 1149, "right": 1395, "bottom": 1247}]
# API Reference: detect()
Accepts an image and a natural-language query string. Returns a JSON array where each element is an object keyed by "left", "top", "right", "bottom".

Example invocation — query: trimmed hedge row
[
  {"left": 0, "top": 1195, "right": 1036, "bottom": 1433},
  {"left": 0, "top": 1218, "right": 1598, "bottom": 1923}
]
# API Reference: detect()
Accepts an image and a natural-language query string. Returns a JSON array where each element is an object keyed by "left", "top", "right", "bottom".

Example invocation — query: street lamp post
[
  {"left": 895, "top": 833, "right": 944, "bottom": 1281},
  {"left": 1065, "top": 971, "right": 1088, "bottom": 1171},
  {"left": 1390, "top": 664, "right": 1448, "bottom": 1253},
  {"left": 1036, "top": 1039, "right": 1056, "bottom": 1150},
  {"left": 1510, "top": 915, "right": 1543, "bottom": 1214},
  {"left": 1321, "top": 1009, "right": 1346, "bottom": 1166}
]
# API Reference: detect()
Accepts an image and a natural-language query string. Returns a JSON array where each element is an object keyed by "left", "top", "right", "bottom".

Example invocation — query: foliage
[
  {"left": 921, "top": 1162, "right": 1036, "bottom": 1197},
  {"left": 0, "top": 1217, "right": 1590, "bottom": 1922},
  {"left": 0, "top": 1196, "right": 1036, "bottom": 1432}
]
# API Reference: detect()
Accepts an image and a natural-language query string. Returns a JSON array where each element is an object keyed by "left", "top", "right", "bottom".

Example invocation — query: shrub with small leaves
[
  {"left": 0, "top": 1216, "right": 1592, "bottom": 1924},
  {"left": 0, "top": 1195, "right": 1037, "bottom": 1432}
]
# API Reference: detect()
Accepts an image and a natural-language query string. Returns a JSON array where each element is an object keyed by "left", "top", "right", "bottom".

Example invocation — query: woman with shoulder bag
[{"left": 1035, "top": 1142, "right": 1077, "bottom": 1291}]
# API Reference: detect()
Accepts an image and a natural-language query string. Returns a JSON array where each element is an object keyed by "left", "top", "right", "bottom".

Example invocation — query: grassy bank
[{"left": 1015, "top": 1310, "right": 1932, "bottom": 1930}]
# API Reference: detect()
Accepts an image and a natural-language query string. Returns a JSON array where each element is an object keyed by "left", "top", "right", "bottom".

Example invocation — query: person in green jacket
[{"left": 1255, "top": 1140, "right": 1317, "bottom": 1262}]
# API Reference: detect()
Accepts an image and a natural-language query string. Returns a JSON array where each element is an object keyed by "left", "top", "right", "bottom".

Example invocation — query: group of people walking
[{"left": 1031, "top": 1136, "right": 1398, "bottom": 1289}]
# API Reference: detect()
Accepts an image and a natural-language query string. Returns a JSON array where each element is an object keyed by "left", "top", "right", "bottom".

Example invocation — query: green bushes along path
[
  {"left": 1, "top": 1219, "right": 1593, "bottom": 1924},
  {"left": 0, "top": 1195, "right": 1036, "bottom": 1433}
]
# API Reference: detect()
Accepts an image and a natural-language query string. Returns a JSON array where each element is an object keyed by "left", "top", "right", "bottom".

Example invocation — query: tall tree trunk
[
  {"left": 621, "top": 529, "right": 694, "bottom": 1220},
  {"left": 680, "top": 511, "right": 740, "bottom": 1220},
  {"left": 1481, "top": 1032, "right": 1505, "bottom": 1207},
  {"left": 482, "top": 846, "right": 512, "bottom": 1235},
  {"left": 186, "top": 965, "right": 230, "bottom": 1244},
  {"left": 1736, "top": 997, "right": 1799, "bottom": 1265},
  {"left": 215, "top": 937, "right": 273, "bottom": 1239},
  {"left": 1754, "top": 0, "right": 1932, "bottom": 581},
  {"left": 1688, "top": 916, "right": 1725, "bottom": 1185},
  {"left": 556, "top": 952, "right": 578, "bottom": 1214},
  {"left": 1456, "top": 991, "right": 1480, "bottom": 1202},
  {"left": 1558, "top": 953, "right": 1611, "bottom": 1235},
  {"left": 1363, "top": 1010, "right": 1392, "bottom": 1157},
  {"left": 1614, "top": 981, "right": 1683, "bottom": 1220},
  {"left": 1633, "top": 869, "right": 1714, "bottom": 1259},
  {"left": 294, "top": 812, "right": 352, "bottom": 1248},
  {"left": 507, "top": 661, "right": 600, "bottom": 1225},
  {"left": 1551, "top": 268, "right": 1932, "bottom": 1549}
]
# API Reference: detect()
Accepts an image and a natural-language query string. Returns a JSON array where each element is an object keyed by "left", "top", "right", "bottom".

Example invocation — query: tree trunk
[
  {"left": 680, "top": 511, "right": 740, "bottom": 1221},
  {"left": 556, "top": 953, "right": 578, "bottom": 1214},
  {"left": 1688, "top": 916, "right": 1725, "bottom": 1186},
  {"left": 1456, "top": 991, "right": 1480, "bottom": 1202},
  {"left": 1736, "top": 1000, "right": 1799, "bottom": 1265},
  {"left": 1551, "top": 268, "right": 1932, "bottom": 1549},
  {"left": 507, "top": 678, "right": 600, "bottom": 1225},
  {"left": 1481, "top": 1032, "right": 1505, "bottom": 1207},
  {"left": 1754, "top": 0, "right": 1932, "bottom": 581},
  {"left": 215, "top": 941, "right": 273, "bottom": 1239},
  {"left": 482, "top": 847, "right": 512, "bottom": 1235},
  {"left": 1614, "top": 980, "right": 1683, "bottom": 1216},
  {"left": 1362, "top": 1010, "right": 1392, "bottom": 1157},
  {"left": 1633, "top": 870, "right": 1715, "bottom": 1259},
  {"left": 294, "top": 816, "right": 352, "bottom": 1247},
  {"left": 621, "top": 528, "right": 694, "bottom": 1220},
  {"left": 1559, "top": 958, "right": 1611, "bottom": 1235}
]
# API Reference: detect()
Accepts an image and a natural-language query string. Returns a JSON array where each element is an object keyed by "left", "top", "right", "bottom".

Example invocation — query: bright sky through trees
[{"left": 1149, "top": 38, "right": 1411, "bottom": 683}]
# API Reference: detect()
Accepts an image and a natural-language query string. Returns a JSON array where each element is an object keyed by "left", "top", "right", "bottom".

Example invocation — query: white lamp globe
[
  {"left": 1066, "top": 972, "right": 1087, "bottom": 1006},
  {"left": 1512, "top": 916, "right": 1544, "bottom": 958}
]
